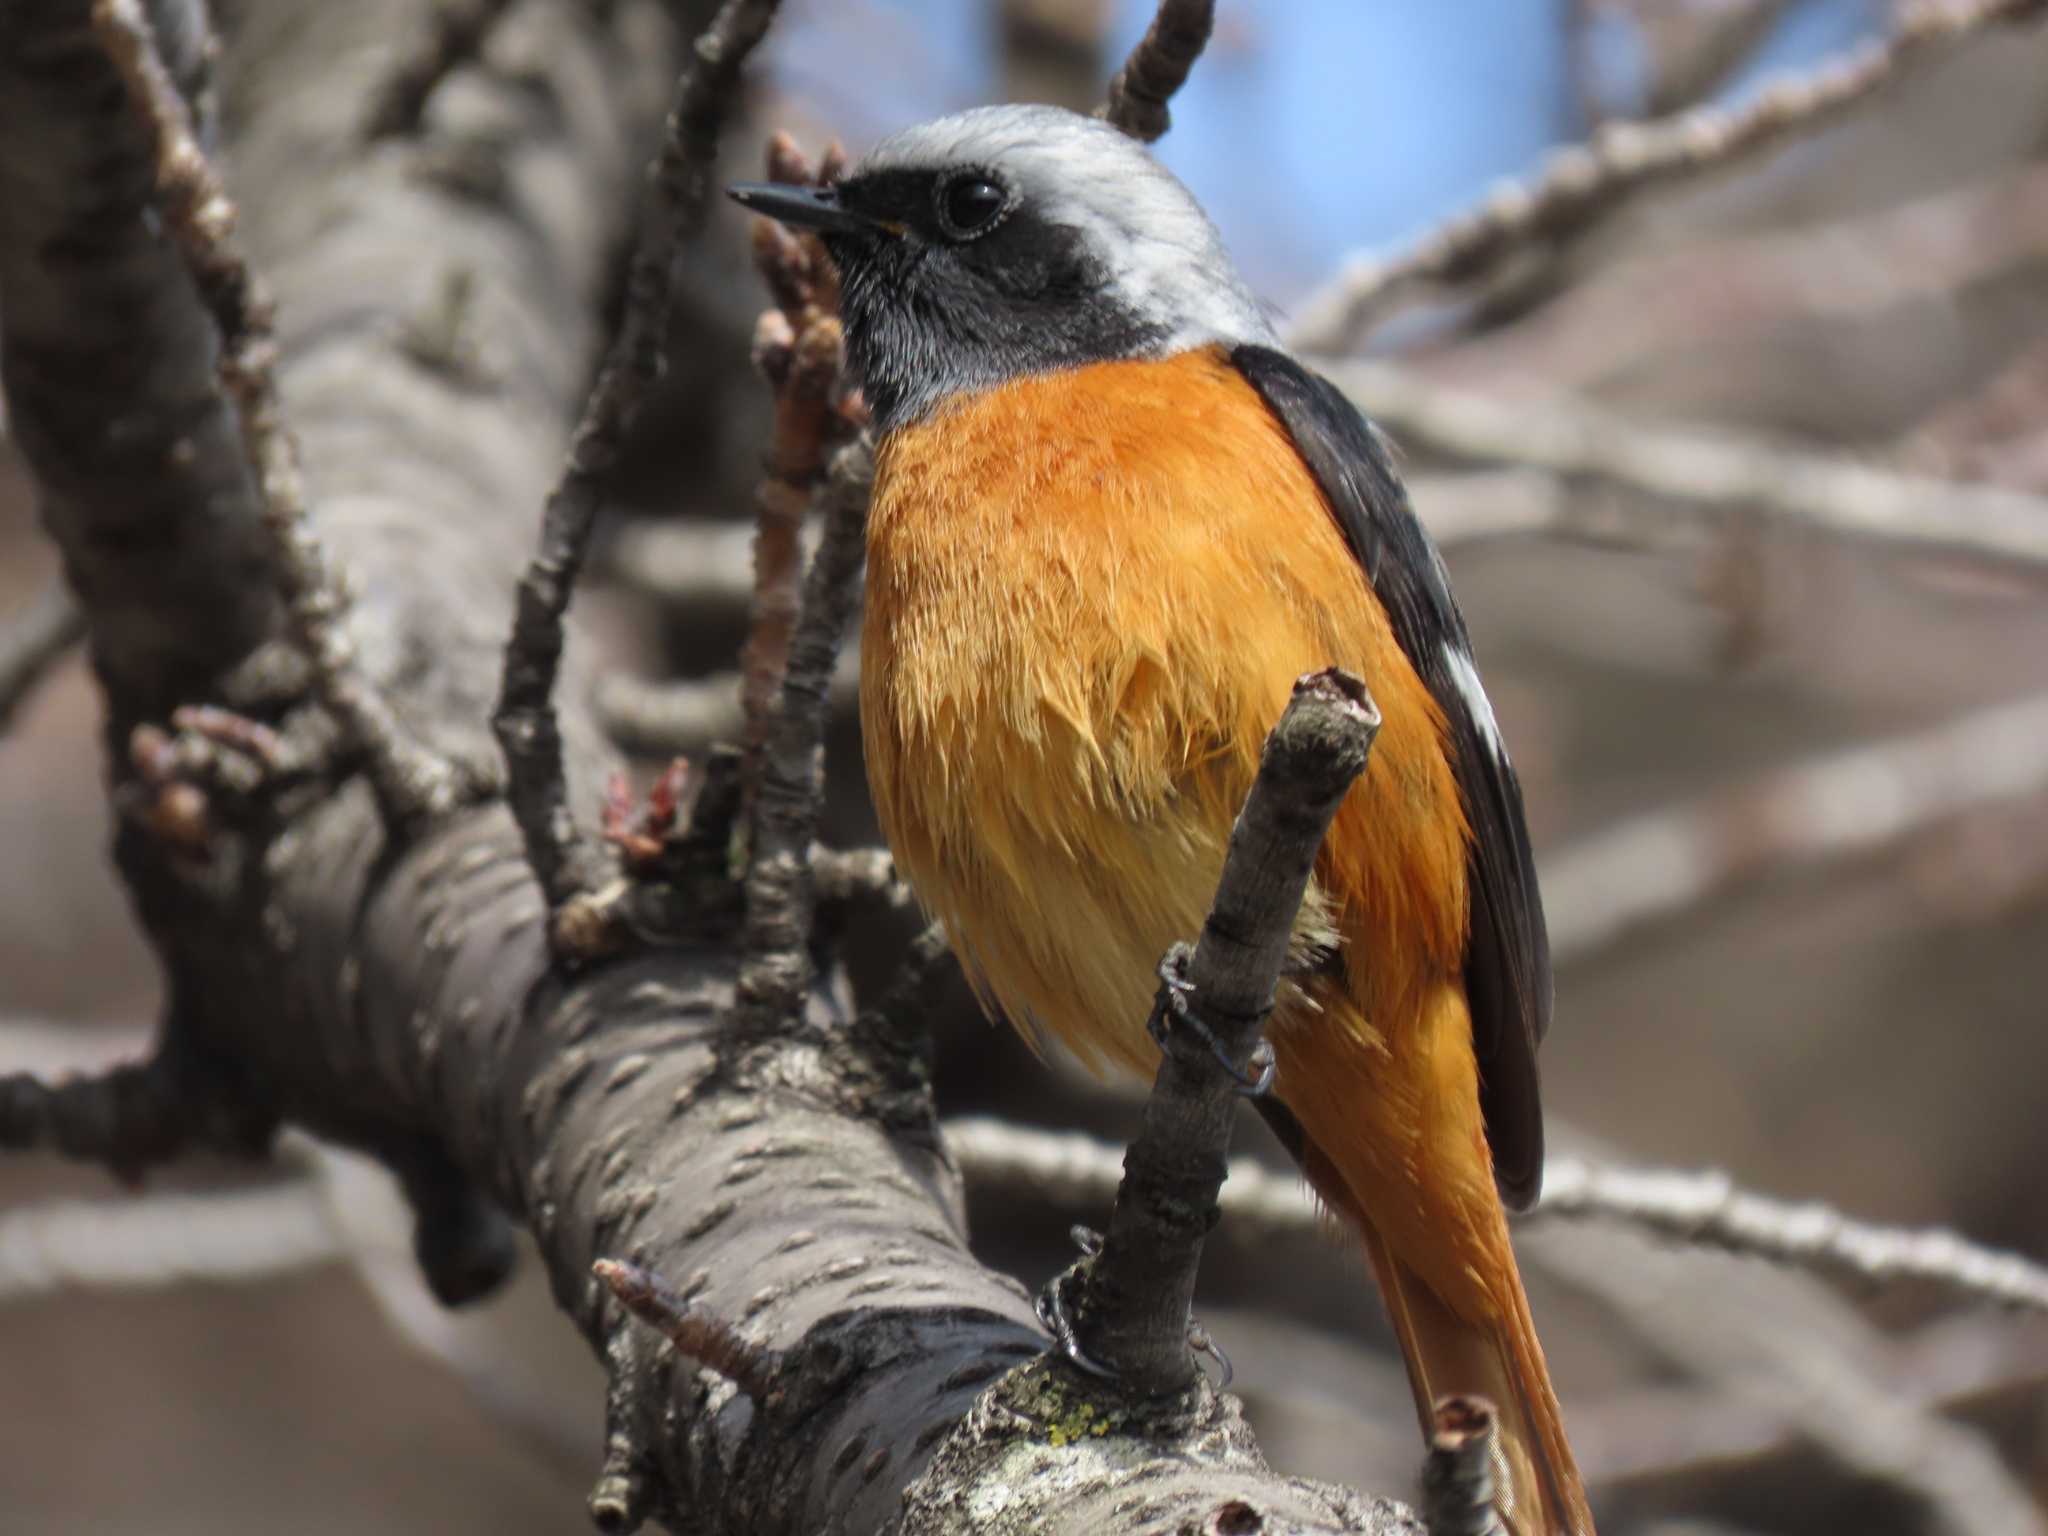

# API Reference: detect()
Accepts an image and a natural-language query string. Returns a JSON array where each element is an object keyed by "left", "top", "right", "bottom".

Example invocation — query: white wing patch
[{"left": 1443, "top": 643, "right": 1505, "bottom": 758}]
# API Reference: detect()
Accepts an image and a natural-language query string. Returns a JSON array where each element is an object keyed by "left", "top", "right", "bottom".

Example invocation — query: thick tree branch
[
  {"left": 1074, "top": 670, "right": 1380, "bottom": 1393},
  {"left": 494, "top": 0, "right": 783, "bottom": 934},
  {"left": 1287, "top": 0, "right": 2048, "bottom": 352}
]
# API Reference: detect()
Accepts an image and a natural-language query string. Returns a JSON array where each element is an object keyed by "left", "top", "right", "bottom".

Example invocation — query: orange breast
[{"left": 860, "top": 347, "right": 1470, "bottom": 1075}]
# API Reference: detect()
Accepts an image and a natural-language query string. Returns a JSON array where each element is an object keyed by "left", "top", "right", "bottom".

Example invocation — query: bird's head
[{"left": 728, "top": 103, "right": 1273, "bottom": 430}]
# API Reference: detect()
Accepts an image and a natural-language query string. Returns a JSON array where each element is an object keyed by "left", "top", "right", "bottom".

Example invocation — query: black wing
[{"left": 1232, "top": 344, "right": 1552, "bottom": 1211}]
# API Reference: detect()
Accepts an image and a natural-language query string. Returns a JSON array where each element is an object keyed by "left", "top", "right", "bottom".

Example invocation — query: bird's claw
[
  {"left": 1187, "top": 1319, "right": 1234, "bottom": 1390},
  {"left": 1146, "top": 945, "right": 1276, "bottom": 1097},
  {"left": 1034, "top": 1231, "right": 1118, "bottom": 1380}
]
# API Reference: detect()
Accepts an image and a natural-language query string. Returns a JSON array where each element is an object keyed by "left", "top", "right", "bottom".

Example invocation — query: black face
[{"left": 817, "top": 167, "right": 1168, "bottom": 430}]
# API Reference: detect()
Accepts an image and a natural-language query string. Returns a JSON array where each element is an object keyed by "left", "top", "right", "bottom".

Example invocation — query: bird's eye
[{"left": 937, "top": 174, "right": 1008, "bottom": 238}]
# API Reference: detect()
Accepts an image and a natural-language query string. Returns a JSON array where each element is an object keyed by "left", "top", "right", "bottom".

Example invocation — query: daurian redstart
[{"left": 732, "top": 104, "right": 1590, "bottom": 1536}]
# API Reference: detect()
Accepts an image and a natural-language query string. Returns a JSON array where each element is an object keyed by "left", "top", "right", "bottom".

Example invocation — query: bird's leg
[{"left": 1146, "top": 942, "right": 1276, "bottom": 1096}]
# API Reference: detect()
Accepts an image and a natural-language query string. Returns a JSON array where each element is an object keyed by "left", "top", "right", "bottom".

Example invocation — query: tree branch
[
  {"left": 737, "top": 133, "right": 859, "bottom": 802},
  {"left": 1421, "top": 1398, "right": 1507, "bottom": 1536},
  {"left": 1535, "top": 1158, "right": 2048, "bottom": 1311},
  {"left": 95, "top": 0, "right": 469, "bottom": 827},
  {"left": 1317, "top": 359, "right": 2048, "bottom": 570},
  {"left": 944, "top": 1118, "right": 2048, "bottom": 1315},
  {"left": 1101, "top": 0, "right": 1214, "bottom": 143},
  {"left": 1286, "top": 0, "right": 2048, "bottom": 353},
  {"left": 1074, "top": 670, "right": 1380, "bottom": 1393},
  {"left": 1541, "top": 688, "right": 2048, "bottom": 965},
  {"left": 494, "top": 0, "right": 784, "bottom": 935},
  {"left": 1523, "top": 1218, "right": 2045, "bottom": 1536},
  {"left": 732, "top": 437, "right": 872, "bottom": 1036}
]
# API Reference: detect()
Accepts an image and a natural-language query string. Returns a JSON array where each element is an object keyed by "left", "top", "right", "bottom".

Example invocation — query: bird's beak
[{"left": 726, "top": 182, "right": 886, "bottom": 236}]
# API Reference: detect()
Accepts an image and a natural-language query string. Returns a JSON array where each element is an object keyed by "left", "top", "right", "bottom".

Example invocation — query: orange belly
[{"left": 861, "top": 346, "right": 1500, "bottom": 1310}]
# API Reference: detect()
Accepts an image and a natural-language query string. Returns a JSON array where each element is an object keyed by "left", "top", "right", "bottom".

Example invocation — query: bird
[{"left": 731, "top": 104, "right": 1590, "bottom": 1536}]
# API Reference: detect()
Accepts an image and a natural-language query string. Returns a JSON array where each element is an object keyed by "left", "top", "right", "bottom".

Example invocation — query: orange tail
[{"left": 1356, "top": 1214, "right": 1592, "bottom": 1536}]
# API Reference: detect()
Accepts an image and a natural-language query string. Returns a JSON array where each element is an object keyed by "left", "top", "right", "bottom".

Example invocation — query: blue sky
[{"left": 773, "top": 0, "right": 1872, "bottom": 307}]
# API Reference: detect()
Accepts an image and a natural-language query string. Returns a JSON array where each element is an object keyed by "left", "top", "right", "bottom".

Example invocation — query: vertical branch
[
  {"left": 93, "top": 0, "right": 465, "bottom": 826},
  {"left": 1076, "top": 671, "right": 1379, "bottom": 1391},
  {"left": 1421, "top": 1398, "right": 1508, "bottom": 1536},
  {"left": 1101, "top": 0, "right": 1214, "bottom": 143},
  {"left": 493, "top": 0, "right": 785, "bottom": 935},
  {"left": 732, "top": 440, "right": 874, "bottom": 1034},
  {"left": 737, "top": 133, "right": 859, "bottom": 800}
]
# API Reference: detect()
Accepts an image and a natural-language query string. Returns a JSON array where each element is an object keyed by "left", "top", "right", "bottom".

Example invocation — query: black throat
[{"left": 826, "top": 199, "right": 1170, "bottom": 432}]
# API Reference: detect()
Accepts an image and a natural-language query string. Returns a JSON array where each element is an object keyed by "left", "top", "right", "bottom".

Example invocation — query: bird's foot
[
  {"left": 1146, "top": 943, "right": 1276, "bottom": 1097},
  {"left": 1033, "top": 1226, "right": 1118, "bottom": 1379},
  {"left": 1186, "top": 1318, "right": 1234, "bottom": 1390}
]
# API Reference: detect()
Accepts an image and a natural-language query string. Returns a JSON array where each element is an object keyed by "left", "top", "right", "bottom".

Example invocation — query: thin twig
[
  {"left": 94, "top": 0, "right": 466, "bottom": 826},
  {"left": 731, "top": 439, "right": 874, "bottom": 1033},
  {"left": 0, "top": 583, "right": 83, "bottom": 731},
  {"left": 739, "top": 134, "right": 859, "bottom": 804},
  {"left": 1534, "top": 1158, "right": 2048, "bottom": 1311},
  {"left": 1286, "top": 0, "right": 2048, "bottom": 352},
  {"left": 1101, "top": 0, "right": 1214, "bottom": 143},
  {"left": 364, "top": 0, "right": 520, "bottom": 138},
  {"left": 594, "top": 1257, "right": 780, "bottom": 1401},
  {"left": 1075, "top": 670, "right": 1380, "bottom": 1392},
  {"left": 1542, "top": 688, "right": 2048, "bottom": 965},
  {"left": 944, "top": 1117, "right": 2048, "bottom": 1315},
  {"left": 1420, "top": 1397, "right": 1507, "bottom": 1536},
  {"left": 1318, "top": 359, "right": 2048, "bottom": 569},
  {"left": 494, "top": 0, "right": 785, "bottom": 940}
]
